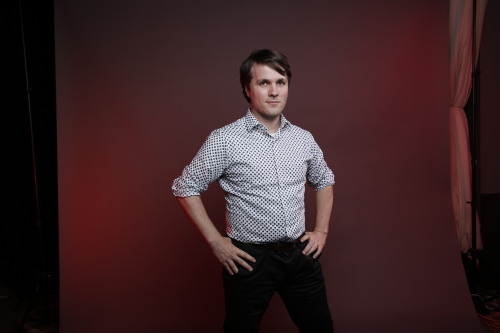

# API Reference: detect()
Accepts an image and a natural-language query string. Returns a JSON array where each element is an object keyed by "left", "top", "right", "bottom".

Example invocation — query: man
[{"left": 172, "top": 49, "right": 335, "bottom": 333}]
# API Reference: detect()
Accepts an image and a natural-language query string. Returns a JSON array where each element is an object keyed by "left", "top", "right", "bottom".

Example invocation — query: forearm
[
  {"left": 300, "top": 185, "right": 333, "bottom": 257},
  {"left": 176, "top": 195, "right": 223, "bottom": 245},
  {"left": 314, "top": 185, "right": 334, "bottom": 234}
]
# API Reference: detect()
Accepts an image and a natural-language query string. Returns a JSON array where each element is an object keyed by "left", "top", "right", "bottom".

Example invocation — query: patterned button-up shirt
[{"left": 172, "top": 110, "right": 334, "bottom": 243}]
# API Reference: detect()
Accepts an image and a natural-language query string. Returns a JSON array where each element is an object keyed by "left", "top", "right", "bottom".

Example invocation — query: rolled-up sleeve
[
  {"left": 306, "top": 135, "right": 335, "bottom": 191},
  {"left": 172, "top": 129, "right": 227, "bottom": 197}
]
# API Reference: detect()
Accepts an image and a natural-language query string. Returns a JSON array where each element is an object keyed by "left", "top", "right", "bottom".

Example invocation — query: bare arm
[
  {"left": 176, "top": 195, "right": 255, "bottom": 275},
  {"left": 300, "top": 185, "right": 334, "bottom": 258}
]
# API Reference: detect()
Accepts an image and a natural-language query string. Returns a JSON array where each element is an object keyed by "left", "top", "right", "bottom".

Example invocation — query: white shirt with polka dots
[{"left": 172, "top": 110, "right": 334, "bottom": 243}]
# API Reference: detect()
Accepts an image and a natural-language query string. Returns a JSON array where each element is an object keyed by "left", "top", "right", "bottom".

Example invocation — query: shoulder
[
  {"left": 285, "top": 122, "right": 314, "bottom": 142},
  {"left": 210, "top": 116, "right": 247, "bottom": 138},
  {"left": 200, "top": 116, "right": 246, "bottom": 150}
]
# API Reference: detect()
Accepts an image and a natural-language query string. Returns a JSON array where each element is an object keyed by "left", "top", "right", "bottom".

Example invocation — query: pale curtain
[{"left": 449, "top": 0, "right": 487, "bottom": 253}]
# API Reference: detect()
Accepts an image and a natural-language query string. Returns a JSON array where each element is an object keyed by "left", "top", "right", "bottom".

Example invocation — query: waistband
[{"left": 231, "top": 234, "right": 304, "bottom": 252}]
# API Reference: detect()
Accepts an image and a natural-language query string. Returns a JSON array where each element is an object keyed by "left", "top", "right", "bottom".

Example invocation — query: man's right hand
[
  {"left": 209, "top": 237, "right": 256, "bottom": 275},
  {"left": 175, "top": 196, "right": 256, "bottom": 275}
]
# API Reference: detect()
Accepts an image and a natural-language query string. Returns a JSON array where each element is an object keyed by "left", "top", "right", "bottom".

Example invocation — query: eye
[
  {"left": 277, "top": 80, "right": 287, "bottom": 86},
  {"left": 259, "top": 81, "right": 268, "bottom": 86}
]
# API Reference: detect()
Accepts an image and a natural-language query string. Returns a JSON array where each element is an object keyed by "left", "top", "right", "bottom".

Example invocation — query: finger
[
  {"left": 223, "top": 262, "right": 235, "bottom": 275},
  {"left": 237, "top": 250, "right": 256, "bottom": 263},
  {"left": 227, "top": 260, "right": 239, "bottom": 275},
  {"left": 304, "top": 241, "right": 321, "bottom": 256},
  {"left": 300, "top": 233, "right": 309, "bottom": 243},
  {"left": 234, "top": 251, "right": 255, "bottom": 272},
  {"left": 312, "top": 246, "right": 323, "bottom": 259},
  {"left": 236, "top": 258, "right": 254, "bottom": 272},
  {"left": 302, "top": 242, "right": 314, "bottom": 255}
]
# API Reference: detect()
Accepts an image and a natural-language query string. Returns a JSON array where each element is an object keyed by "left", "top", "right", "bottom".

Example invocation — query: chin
[{"left": 265, "top": 110, "right": 283, "bottom": 117}]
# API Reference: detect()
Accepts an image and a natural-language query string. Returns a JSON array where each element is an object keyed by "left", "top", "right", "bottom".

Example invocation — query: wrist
[
  {"left": 207, "top": 233, "right": 224, "bottom": 247},
  {"left": 313, "top": 229, "right": 328, "bottom": 235}
]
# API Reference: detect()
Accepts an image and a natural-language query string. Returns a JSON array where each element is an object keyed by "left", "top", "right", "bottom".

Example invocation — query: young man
[{"left": 172, "top": 49, "right": 335, "bottom": 333}]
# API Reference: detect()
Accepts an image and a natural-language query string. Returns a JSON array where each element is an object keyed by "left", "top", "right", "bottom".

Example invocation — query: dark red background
[{"left": 54, "top": 1, "right": 482, "bottom": 332}]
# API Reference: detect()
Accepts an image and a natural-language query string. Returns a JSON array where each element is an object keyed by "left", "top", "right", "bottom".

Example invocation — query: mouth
[{"left": 267, "top": 101, "right": 280, "bottom": 105}]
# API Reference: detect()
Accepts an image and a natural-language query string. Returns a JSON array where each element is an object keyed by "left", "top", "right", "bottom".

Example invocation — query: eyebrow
[{"left": 256, "top": 78, "right": 288, "bottom": 83}]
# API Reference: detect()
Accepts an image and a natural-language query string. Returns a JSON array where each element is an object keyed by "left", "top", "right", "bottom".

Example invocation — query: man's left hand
[{"left": 300, "top": 231, "right": 327, "bottom": 259}]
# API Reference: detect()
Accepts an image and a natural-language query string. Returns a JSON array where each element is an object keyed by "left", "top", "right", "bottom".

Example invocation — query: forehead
[{"left": 251, "top": 64, "right": 287, "bottom": 81}]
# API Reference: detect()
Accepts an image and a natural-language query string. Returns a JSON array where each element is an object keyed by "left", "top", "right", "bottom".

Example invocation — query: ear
[{"left": 244, "top": 86, "right": 251, "bottom": 99}]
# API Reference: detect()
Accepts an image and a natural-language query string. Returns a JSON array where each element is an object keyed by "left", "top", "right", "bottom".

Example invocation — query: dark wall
[
  {"left": 478, "top": 0, "right": 500, "bottom": 292},
  {"left": 480, "top": 0, "right": 500, "bottom": 195},
  {"left": 54, "top": 1, "right": 482, "bottom": 332}
]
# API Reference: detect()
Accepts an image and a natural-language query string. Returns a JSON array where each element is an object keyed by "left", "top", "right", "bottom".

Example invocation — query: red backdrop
[{"left": 55, "top": 1, "right": 482, "bottom": 332}]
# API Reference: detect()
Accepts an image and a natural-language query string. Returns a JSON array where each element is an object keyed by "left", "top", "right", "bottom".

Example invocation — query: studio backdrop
[{"left": 55, "top": 0, "right": 482, "bottom": 332}]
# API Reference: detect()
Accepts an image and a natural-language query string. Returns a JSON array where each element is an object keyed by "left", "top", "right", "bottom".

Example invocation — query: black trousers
[{"left": 223, "top": 240, "right": 334, "bottom": 333}]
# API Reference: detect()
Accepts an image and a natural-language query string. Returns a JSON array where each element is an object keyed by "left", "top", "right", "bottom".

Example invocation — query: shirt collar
[{"left": 244, "top": 108, "right": 291, "bottom": 132}]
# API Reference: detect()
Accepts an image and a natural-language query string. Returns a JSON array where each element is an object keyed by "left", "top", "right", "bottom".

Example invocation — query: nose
[{"left": 268, "top": 84, "right": 278, "bottom": 97}]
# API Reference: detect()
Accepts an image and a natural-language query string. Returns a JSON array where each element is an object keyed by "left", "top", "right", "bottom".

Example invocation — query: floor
[
  {"left": 0, "top": 293, "right": 58, "bottom": 333},
  {"left": 469, "top": 233, "right": 500, "bottom": 332},
  {"left": 1, "top": 288, "right": 499, "bottom": 333},
  {"left": 0, "top": 234, "right": 498, "bottom": 333}
]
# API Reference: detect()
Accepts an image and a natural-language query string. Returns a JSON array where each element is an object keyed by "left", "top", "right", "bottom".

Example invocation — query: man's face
[{"left": 245, "top": 64, "right": 289, "bottom": 122}]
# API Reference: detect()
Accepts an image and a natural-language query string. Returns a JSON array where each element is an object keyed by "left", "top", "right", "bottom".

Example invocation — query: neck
[{"left": 251, "top": 110, "right": 281, "bottom": 134}]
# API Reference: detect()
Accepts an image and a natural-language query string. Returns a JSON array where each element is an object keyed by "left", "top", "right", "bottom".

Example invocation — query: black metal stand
[
  {"left": 470, "top": 0, "right": 480, "bottom": 261},
  {"left": 14, "top": 0, "right": 57, "bottom": 331}
]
